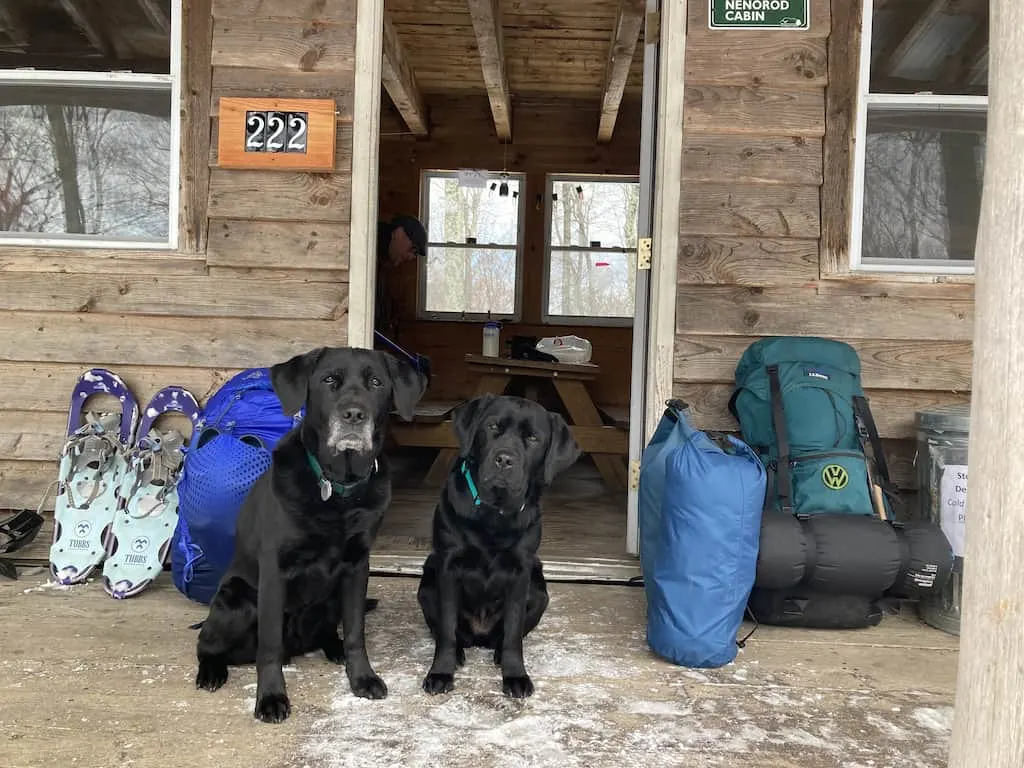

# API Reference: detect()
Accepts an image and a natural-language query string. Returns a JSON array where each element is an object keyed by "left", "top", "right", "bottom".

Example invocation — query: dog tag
[{"left": 319, "top": 477, "right": 333, "bottom": 501}]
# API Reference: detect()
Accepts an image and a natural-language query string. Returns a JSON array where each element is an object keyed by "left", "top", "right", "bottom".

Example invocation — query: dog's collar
[
  {"left": 307, "top": 450, "right": 377, "bottom": 501},
  {"left": 459, "top": 459, "right": 526, "bottom": 515}
]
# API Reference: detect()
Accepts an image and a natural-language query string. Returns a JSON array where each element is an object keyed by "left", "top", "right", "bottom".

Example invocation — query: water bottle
[{"left": 482, "top": 321, "right": 501, "bottom": 357}]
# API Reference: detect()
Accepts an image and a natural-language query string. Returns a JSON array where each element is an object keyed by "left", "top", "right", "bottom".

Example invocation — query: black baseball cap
[{"left": 391, "top": 215, "right": 427, "bottom": 257}]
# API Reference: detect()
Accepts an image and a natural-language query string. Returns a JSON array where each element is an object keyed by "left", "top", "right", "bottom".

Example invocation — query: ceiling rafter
[
  {"left": 136, "top": 0, "right": 170, "bottom": 36},
  {"left": 597, "top": 0, "right": 645, "bottom": 144},
  {"left": 466, "top": 0, "right": 512, "bottom": 142},
  {"left": 382, "top": 11, "right": 430, "bottom": 137},
  {"left": 60, "top": 0, "right": 115, "bottom": 58},
  {"left": 879, "top": 0, "right": 952, "bottom": 77}
]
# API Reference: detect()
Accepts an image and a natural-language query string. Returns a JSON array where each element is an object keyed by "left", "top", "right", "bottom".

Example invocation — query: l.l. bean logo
[{"left": 822, "top": 464, "right": 849, "bottom": 491}]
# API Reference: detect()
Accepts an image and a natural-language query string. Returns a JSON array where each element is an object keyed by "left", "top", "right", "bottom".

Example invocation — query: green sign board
[{"left": 709, "top": 0, "right": 809, "bottom": 30}]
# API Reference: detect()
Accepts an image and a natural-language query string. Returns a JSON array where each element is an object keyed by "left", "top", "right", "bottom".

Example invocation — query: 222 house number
[{"left": 245, "top": 110, "right": 308, "bottom": 154}]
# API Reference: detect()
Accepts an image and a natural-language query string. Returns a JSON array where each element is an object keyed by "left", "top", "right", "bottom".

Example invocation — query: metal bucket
[{"left": 915, "top": 403, "right": 970, "bottom": 635}]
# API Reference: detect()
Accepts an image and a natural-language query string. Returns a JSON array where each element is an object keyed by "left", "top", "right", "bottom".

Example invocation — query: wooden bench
[
  {"left": 596, "top": 404, "right": 630, "bottom": 431},
  {"left": 391, "top": 399, "right": 464, "bottom": 424}
]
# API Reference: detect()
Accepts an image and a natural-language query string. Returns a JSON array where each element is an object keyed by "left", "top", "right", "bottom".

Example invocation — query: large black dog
[
  {"left": 194, "top": 346, "right": 426, "bottom": 723},
  {"left": 417, "top": 394, "right": 581, "bottom": 699}
]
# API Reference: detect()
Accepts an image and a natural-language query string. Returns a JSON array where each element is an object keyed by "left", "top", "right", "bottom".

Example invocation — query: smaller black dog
[
  {"left": 194, "top": 346, "right": 426, "bottom": 723},
  {"left": 417, "top": 394, "right": 581, "bottom": 698}
]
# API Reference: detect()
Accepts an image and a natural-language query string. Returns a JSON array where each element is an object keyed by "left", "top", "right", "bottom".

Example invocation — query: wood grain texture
[
  {"left": 674, "top": 336, "right": 973, "bottom": 391},
  {"left": 677, "top": 237, "right": 820, "bottom": 286},
  {"left": 211, "top": 68, "right": 355, "bottom": 117},
  {"left": 212, "top": 0, "right": 356, "bottom": 19},
  {"left": 381, "top": 11, "right": 429, "bottom": 136},
  {"left": 683, "top": 136, "right": 823, "bottom": 185},
  {"left": 206, "top": 266, "right": 347, "bottom": 282},
  {"left": 675, "top": 286, "right": 975, "bottom": 341},
  {"left": 0, "top": 249, "right": 205, "bottom": 275},
  {"left": 0, "top": 312, "right": 347, "bottom": 368},
  {"left": 0, "top": 411, "right": 69, "bottom": 462},
  {"left": 684, "top": 85, "right": 825, "bottom": 137},
  {"left": 0, "top": 461, "right": 55, "bottom": 511},
  {"left": 597, "top": 0, "right": 645, "bottom": 143},
  {"left": 211, "top": 17, "right": 356, "bottom": 72},
  {"left": 206, "top": 219, "right": 350, "bottom": 270},
  {"left": 216, "top": 97, "right": 337, "bottom": 171},
  {"left": 466, "top": 0, "right": 513, "bottom": 140},
  {"left": 685, "top": 35, "right": 827, "bottom": 87},
  {"left": 180, "top": 0, "right": 214, "bottom": 253},
  {"left": 687, "top": 0, "right": 831, "bottom": 35},
  {"left": 0, "top": 274, "right": 346, "bottom": 320},
  {"left": 680, "top": 184, "right": 821, "bottom": 238},
  {"left": 210, "top": 118, "right": 353, "bottom": 170},
  {"left": 207, "top": 168, "right": 351, "bottom": 222}
]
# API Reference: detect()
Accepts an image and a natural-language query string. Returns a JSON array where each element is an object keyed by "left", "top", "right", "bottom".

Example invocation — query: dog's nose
[
  {"left": 494, "top": 451, "right": 516, "bottom": 470},
  {"left": 341, "top": 406, "right": 366, "bottom": 424}
]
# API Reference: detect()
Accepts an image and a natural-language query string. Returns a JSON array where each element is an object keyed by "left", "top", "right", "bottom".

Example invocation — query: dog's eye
[
  {"left": 322, "top": 375, "right": 339, "bottom": 387},
  {"left": 526, "top": 434, "right": 539, "bottom": 443},
  {"left": 369, "top": 376, "right": 383, "bottom": 388},
  {"left": 488, "top": 423, "right": 500, "bottom": 432}
]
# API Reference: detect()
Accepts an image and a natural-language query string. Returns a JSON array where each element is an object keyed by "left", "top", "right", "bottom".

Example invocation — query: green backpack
[{"left": 728, "top": 336, "right": 894, "bottom": 517}]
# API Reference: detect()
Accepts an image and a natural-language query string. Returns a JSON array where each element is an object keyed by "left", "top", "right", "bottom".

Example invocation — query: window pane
[
  {"left": 868, "top": 0, "right": 987, "bottom": 96},
  {"left": 424, "top": 247, "right": 517, "bottom": 316},
  {"left": 550, "top": 179, "right": 640, "bottom": 249},
  {"left": 862, "top": 108, "right": 985, "bottom": 263},
  {"left": 0, "top": 0, "right": 171, "bottom": 74},
  {"left": 548, "top": 250, "right": 636, "bottom": 319},
  {"left": 0, "top": 84, "right": 172, "bottom": 241},
  {"left": 425, "top": 175, "right": 520, "bottom": 245}
]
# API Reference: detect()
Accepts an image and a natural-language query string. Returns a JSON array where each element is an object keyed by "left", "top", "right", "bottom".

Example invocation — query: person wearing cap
[{"left": 375, "top": 214, "right": 427, "bottom": 339}]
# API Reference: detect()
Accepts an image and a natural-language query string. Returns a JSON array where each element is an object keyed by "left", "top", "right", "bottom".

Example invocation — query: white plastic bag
[{"left": 536, "top": 335, "right": 593, "bottom": 364}]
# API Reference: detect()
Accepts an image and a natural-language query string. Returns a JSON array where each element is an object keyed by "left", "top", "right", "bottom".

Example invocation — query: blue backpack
[
  {"left": 639, "top": 400, "right": 766, "bottom": 668},
  {"left": 170, "top": 369, "right": 299, "bottom": 604}
]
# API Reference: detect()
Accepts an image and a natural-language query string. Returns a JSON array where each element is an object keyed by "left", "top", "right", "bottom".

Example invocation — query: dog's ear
[
  {"left": 543, "top": 411, "right": 581, "bottom": 485},
  {"left": 270, "top": 347, "right": 324, "bottom": 415},
  {"left": 382, "top": 352, "right": 428, "bottom": 421},
  {"left": 452, "top": 394, "right": 497, "bottom": 456}
]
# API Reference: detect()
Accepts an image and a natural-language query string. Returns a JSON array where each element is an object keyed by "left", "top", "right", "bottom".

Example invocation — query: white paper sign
[
  {"left": 457, "top": 169, "right": 488, "bottom": 188},
  {"left": 939, "top": 464, "right": 968, "bottom": 558}
]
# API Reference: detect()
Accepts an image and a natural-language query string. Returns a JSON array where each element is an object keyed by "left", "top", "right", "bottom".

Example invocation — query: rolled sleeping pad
[
  {"left": 754, "top": 511, "right": 954, "bottom": 598},
  {"left": 747, "top": 585, "right": 884, "bottom": 629}
]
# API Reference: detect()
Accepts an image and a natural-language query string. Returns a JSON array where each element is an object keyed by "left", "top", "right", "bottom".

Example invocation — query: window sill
[
  {"left": 821, "top": 268, "right": 975, "bottom": 285},
  {"left": 542, "top": 315, "right": 635, "bottom": 328}
]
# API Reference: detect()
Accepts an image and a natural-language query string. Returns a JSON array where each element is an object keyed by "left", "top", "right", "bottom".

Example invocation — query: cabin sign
[{"left": 709, "top": 0, "right": 809, "bottom": 29}]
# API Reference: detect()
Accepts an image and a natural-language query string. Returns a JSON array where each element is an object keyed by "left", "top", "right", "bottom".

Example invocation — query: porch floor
[{"left": 0, "top": 573, "right": 959, "bottom": 768}]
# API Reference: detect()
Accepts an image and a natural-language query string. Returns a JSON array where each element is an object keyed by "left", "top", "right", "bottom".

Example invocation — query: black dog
[
  {"left": 417, "top": 394, "right": 581, "bottom": 698},
  {"left": 194, "top": 346, "right": 426, "bottom": 723}
]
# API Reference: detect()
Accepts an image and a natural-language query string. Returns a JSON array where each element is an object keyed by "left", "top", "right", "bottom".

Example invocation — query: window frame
[
  {"left": 0, "top": 0, "right": 183, "bottom": 251},
  {"left": 542, "top": 172, "right": 640, "bottom": 327},
  {"left": 416, "top": 168, "right": 527, "bottom": 323},
  {"left": 848, "top": 0, "right": 987, "bottom": 275}
]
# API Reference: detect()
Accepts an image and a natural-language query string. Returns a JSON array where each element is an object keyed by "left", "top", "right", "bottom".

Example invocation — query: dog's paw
[
  {"left": 422, "top": 672, "right": 455, "bottom": 695},
  {"left": 350, "top": 673, "right": 388, "bottom": 700},
  {"left": 492, "top": 648, "right": 502, "bottom": 666},
  {"left": 365, "top": 597, "right": 379, "bottom": 612},
  {"left": 502, "top": 674, "right": 535, "bottom": 699},
  {"left": 456, "top": 645, "right": 466, "bottom": 667},
  {"left": 195, "top": 659, "right": 228, "bottom": 692},
  {"left": 322, "top": 635, "right": 345, "bottom": 665},
  {"left": 254, "top": 692, "right": 291, "bottom": 724}
]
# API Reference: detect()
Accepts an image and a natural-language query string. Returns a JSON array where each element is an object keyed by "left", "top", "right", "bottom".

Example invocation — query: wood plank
[
  {"left": 680, "top": 184, "right": 821, "bottom": 238},
  {"left": 206, "top": 219, "right": 350, "bottom": 270},
  {"left": 683, "top": 136, "right": 823, "bottom": 185},
  {"left": 685, "top": 85, "right": 825, "bottom": 137},
  {"left": 0, "top": 274, "right": 346, "bottom": 321},
  {"left": 677, "top": 237, "right": 819, "bottom": 286},
  {"left": 687, "top": 0, "right": 831, "bottom": 35},
  {"left": 685, "top": 35, "right": 827, "bottom": 87},
  {"left": 180, "top": 0, "right": 214, "bottom": 253},
  {"left": 673, "top": 382, "right": 971, "bottom": 440},
  {"left": 821, "top": 0, "right": 862, "bottom": 276},
  {"left": 0, "top": 411, "right": 65, "bottom": 462},
  {"left": 207, "top": 168, "right": 351, "bottom": 223},
  {"left": 212, "top": 0, "right": 356, "bottom": 19},
  {"left": 209, "top": 118, "right": 353, "bottom": 170},
  {"left": 0, "top": 461, "right": 55, "bottom": 511},
  {"left": 0, "top": 312, "right": 347, "bottom": 369},
  {"left": 0, "top": 249, "right": 206, "bottom": 276},
  {"left": 211, "top": 17, "right": 356, "bottom": 72},
  {"left": 597, "top": 0, "right": 645, "bottom": 143},
  {"left": 675, "top": 286, "right": 976, "bottom": 341},
  {"left": 381, "top": 11, "right": 429, "bottom": 136},
  {"left": 466, "top": 0, "right": 513, "bottom": 141},
  {"left": 211, "top": 67, "right": 355, "bottom": 117},
  {"left": 206, "top": 266, "right": 347, "bottom": 282},
  {"left": 816, "top": 277, "right": 976, "bottom": 301},
  {"left": 674, "top": 336, "right": 973, "bottom": 391},
  {"left": 0, "top": 362, "right": 242, "bottom": 414}
]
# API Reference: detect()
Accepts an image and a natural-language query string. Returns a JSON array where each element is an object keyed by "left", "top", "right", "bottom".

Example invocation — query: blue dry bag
[
  {"left": 170, "top": 369, "right": 299, "bottom": 604},
  {"left": 639, "top": 400, "right": 767, "bottom": 668}
]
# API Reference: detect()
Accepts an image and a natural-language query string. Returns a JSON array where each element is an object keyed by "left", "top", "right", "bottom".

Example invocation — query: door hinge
[
  {"left": 629, "top": 459, "right": 641, "bottom": 490},
  {"left": 646, "top": 11, "right": 660, "bottom": 43},
  {"left": 637, "top": 237, "right": 652, "bottom": 270}
]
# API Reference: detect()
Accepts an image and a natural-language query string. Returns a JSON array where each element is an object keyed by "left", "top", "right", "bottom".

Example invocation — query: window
[
  {"left": 0, "top": 1, "right": 181, "bottom": 249},
  {"left": 418, "top": 170, "right": 525, "bottom": 320},
  {"left": 544, "top": 174, "right": 640, "bottom": 324},
  {"left": 851, "top": 1, "right": 988, "bottom": 274}
]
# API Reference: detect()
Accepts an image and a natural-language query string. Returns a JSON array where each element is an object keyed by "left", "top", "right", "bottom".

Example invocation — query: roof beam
[
  {"left": 381, "top": 12, "right": 429, "bottom": 137},
  {"left": 879, "top": 0, "right": 951, "bottom": 77},
  {"left": 137, "top": 0, "right": 170, "bottom": 36},
  {"left": 466, "top": 0, "right": 512, "bottom": 142},
  {"left": 0, "top": 1, "right": 30, "bottom": 47},
  {"left": 60, "top": 0, "right": 115, "bottom": 58},
  {"left": 941, "top": 12, "right": 988, "bottom": 87},
  {"left": 597, "top": 0, "right": 645, "bottom": 144}
]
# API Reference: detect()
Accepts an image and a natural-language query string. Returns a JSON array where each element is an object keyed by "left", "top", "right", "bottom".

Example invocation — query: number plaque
[{"left": 218, "top": 97, "right": 335, "bottom": 171}]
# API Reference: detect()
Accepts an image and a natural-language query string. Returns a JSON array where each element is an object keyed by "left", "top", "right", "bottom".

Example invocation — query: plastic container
[
  {"left": 482, "top": 321, "right": 501, "bottom": 357},
  {"left": 915, "top": 403, "right": 970, "bottom": 635},
  {"left": 536, "top": 334, "right": 592, "bottom": 364}
]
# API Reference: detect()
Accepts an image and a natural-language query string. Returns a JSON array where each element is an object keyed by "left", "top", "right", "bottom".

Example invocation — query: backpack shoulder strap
[
  {"left": 852, "top": 395, "right": 894, "bottom": 490},
  {"left": 766, "top": 364, "right": 792, "bottom": 513}
]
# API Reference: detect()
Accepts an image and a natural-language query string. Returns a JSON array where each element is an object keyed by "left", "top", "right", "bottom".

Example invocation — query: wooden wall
[
  {"left": 0, "top": 0, "right": 356, "bottom": 510},
  {"left": 672, "top": 0, "right": 974, "bottom": 495},
  {"left": 378, "top": 94, "right": 641, "bottom": 407}
]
